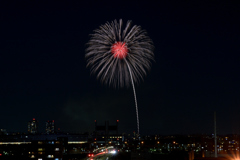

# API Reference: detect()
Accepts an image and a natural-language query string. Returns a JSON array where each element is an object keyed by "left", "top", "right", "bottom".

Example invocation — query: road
[
  {"left": 84, "top": 147, "right": 118, "bottom": 160},
  {"left": 86, "top": 153, "right": 114, "bottom": 160}
]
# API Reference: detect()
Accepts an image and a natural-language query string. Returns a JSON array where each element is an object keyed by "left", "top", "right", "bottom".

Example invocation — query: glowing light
[
  {"left": 68, "top": 141, "right": 87, "bottom": 144},
  {"left": 47, "top": 155, "right": 54, "bottom": 158},
  {"left": 111, "top": 42, "right": 128, "bottom": 59},
  {"left": 0, "top": 142, "right": 31, "bottom": 145},
  {"left": 110, "top": 150, "right": 116, "bottom": 154},
  {"left": 225, "top": 151, "right": 240, "bottom": 160}
]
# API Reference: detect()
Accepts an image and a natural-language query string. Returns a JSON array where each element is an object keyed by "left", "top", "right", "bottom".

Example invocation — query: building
[
  {"left": 29, "top": 138, "right": 67, "bottom": 160},
  {"left": 46, "top": 120, "right": 55, "bottom": 134},
  {"left": 94, "top": 120, "right": 123, "bottom": 145},
  {"left": 95, "top": 120, "right": 119, "bottom": 135},
  {"left": 0, "top": 133, "right": 88, "bottom": 159},
  {"left": 28, "top": 118, "right": 38, "bottom": 134}
]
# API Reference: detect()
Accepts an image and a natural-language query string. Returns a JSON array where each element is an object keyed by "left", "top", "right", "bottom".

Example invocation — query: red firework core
[{"left": 111, "top": 42, "right": 128, "bottom": 59}]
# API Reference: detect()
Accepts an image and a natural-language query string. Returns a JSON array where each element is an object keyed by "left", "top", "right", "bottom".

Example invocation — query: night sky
[{"left": 0, "top": 1, "right": 240, "bottom": 135}]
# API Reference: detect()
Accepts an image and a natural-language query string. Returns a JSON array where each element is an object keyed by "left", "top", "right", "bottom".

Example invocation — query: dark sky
[{"left": 0, "top": 1, "right": 240, "bottom": 135}]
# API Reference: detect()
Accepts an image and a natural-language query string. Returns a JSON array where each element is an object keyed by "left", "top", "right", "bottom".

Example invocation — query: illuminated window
[
  {"left": 54, "top": 159, "right": 59, "bottom": 160},
  {"left": 38, "top": 141, "right": 43, "bottom": 144},
  {"left": 55, "top": 148, "right": 59, "bottom": 151},
  {"left": 38, "top": 159, "right": 43, "bottom": 160},
  {"left": 31, "top": 155, "right": 35, "bottom": 158},
  {"left": 47, "top": 155, "right": 54, "bottom": 158},
  {"left": 38, "top": 148, "right": 43, "bottom": 151}
]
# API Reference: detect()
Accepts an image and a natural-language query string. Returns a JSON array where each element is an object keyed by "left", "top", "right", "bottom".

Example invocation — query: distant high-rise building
[
  {"left": 0, "top": 129, "right": 7, "bottom": 135},
  {"left": 94, "top": 120, "right": 120, "bottom": 144},
  {"left": 46, "top": 120, "right": 55, "bottom": 134},
  {"left": 28, "top": 118, "right": 38, "bottom": 134}
]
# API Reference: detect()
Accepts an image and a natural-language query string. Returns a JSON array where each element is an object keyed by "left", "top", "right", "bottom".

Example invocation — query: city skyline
[{"left": 0, "top": 1, "right": 240, "bottom": 135}]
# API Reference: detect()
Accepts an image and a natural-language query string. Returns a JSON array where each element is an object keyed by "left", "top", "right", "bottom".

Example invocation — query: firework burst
[{"left": 85, "top": 19, "right": 154, "bottom": 135}]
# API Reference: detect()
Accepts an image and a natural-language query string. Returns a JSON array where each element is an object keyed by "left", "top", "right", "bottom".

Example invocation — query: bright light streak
[{"left": 110, "top": 150, "right": 116, "bottom": 154}]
